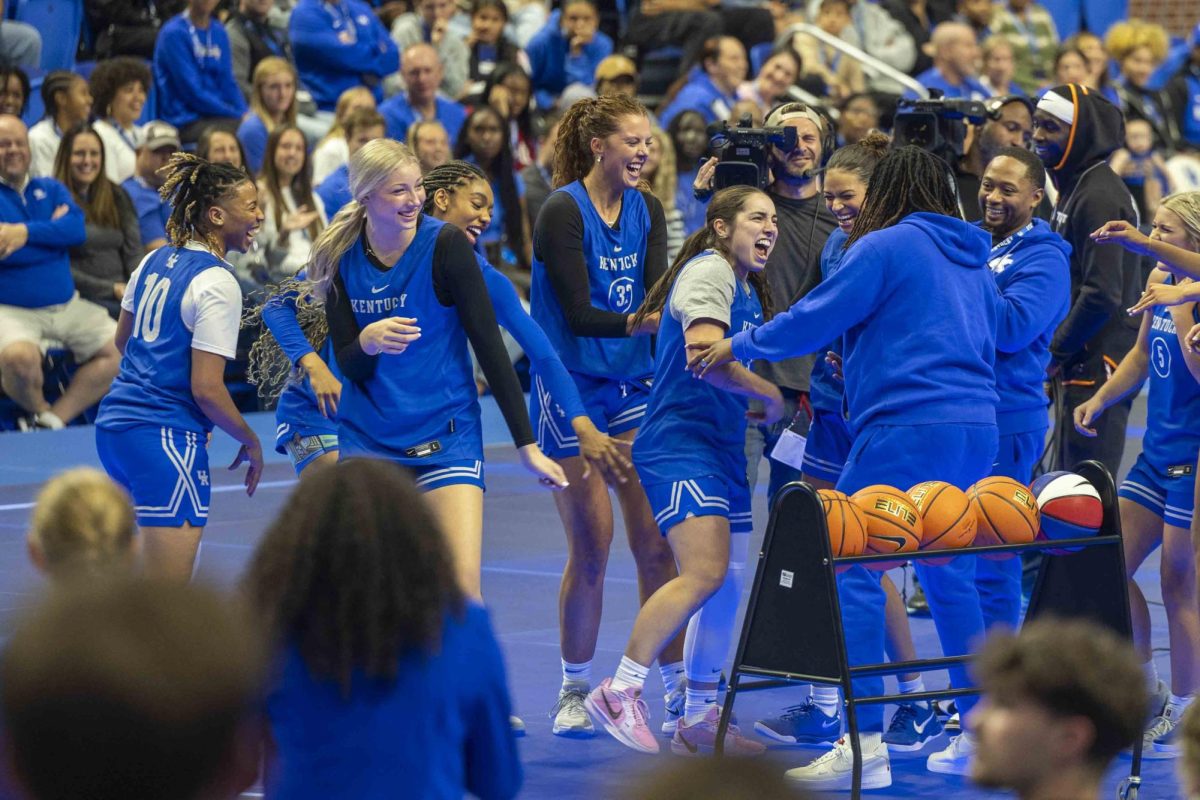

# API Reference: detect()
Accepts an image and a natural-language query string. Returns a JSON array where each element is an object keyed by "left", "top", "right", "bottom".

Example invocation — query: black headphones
[
  {"left": 985, "top": 94, "right": 1036, "bottom": 121},
  {"left": 765, "top": 101, "right": 837, "bottom": 169}
]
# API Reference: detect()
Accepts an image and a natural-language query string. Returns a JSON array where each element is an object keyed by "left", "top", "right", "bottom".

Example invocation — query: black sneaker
[{"left": 905, "top": 581, "right": 930, "bottom": 617}]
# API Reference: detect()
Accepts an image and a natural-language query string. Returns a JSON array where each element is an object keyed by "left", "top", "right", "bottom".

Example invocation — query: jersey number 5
[{"left": 132, "top": 273, "right": 172, "bottom": 342}]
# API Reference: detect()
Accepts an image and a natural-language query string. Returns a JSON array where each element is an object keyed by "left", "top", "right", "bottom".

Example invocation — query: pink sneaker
[
  {"left": 671, "top": 705, "right": 767, "bottom": 757},
  {"left": 584, "top": 678, "right": 660, "bottom": 753}
]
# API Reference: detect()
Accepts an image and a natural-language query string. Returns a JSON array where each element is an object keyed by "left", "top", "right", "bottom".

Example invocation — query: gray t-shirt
[{"left": 669, "top": 252, "right": 746, "bottom": 332}]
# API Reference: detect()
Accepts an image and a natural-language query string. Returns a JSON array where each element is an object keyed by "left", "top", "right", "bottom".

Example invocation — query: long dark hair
[
  {"left": 468, "top": 0, "right": 520, "bottom": 79},
  {"left": 158, "top": 153, "right": 252, "bottom": 249},
  {"left": 482, "top": 61, "right": 534, "bottom": 150},
  {"left": 553, "top": 93, "right": 649, "bottom": 188},
  {"left": 454, "top": 105, "right": 527, "bottom": 266},
  {"left": 260, "top": 123, "right": 322, "bottom": 241},
  {"left": 631, "top": 185, "right": 775, "bottom": 330},
  {"left": 53, "top": 123, "right": 121, "bottom": 229},
  {"left": 847, "top": 145, "right": 960, "bottom": 247},
  {"left": 243, "top": 459, "right": 465, "bottom": 694}
]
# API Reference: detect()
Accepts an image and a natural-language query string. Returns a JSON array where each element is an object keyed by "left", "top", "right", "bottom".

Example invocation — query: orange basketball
[
  {"left": 968, "top": 476, "right": 1040, "bottom": 559},
  {"left": 851, "top": 485, "right": 922, "bottom": 570},
  {"left": 908, "top": 481, "right": 977, "bottom": 551},
  {"left": 818, "top": 489, "right": 868, "bottom": 560}
]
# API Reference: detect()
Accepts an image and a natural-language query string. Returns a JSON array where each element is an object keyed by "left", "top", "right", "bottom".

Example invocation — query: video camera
[
  {"left": 707, "top": 114, "right": 798, "bottom": 191},
  {"left": 892, "top": 93, "right": 988, "bottom": 165}
]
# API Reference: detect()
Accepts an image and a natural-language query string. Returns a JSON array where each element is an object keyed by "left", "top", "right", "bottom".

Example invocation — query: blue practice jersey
[
  {"left": 336, "top": 217, "right": 481, "bottom": 464},
  {"left": 98, "top": 243, "right": 242, "bottom": 433},
  {"left": 808, "top": 228, "right": 849, "bottom": 414},
  {"left": 1144, "top": 279, "right": 1200, "bottom": 469},
  {"left": 530, "top": 181, "right": 653, "bottom": 381},
  {"left": 633, "top": 252, "right": 763, "bottom": 485}
]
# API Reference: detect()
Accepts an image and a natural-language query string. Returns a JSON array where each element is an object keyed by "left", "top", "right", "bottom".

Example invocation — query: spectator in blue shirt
[
  {"left": 245, "top": 459, "right": 521, "bottom": 800},
  {"left": 525, "top": 0, "right": 613, "bottom": 111},
  {"left": 908, "top": 21, "right": 992, "bottom": 101},
  {"left": 378, "top": 43, "right": 468, "bottom": 147},
  {"left": 290, "top": 0, "right": 400, "bottom": 112},
  {"left": 0, "top": 115, "right": 120, "bottom": 432},
  {"left": 120, "top": 121, "right": 179, "bottom": 251},
  {"left": 316, "top": 107, "right": 384, "bottom": 215},
  {"left": 658, "top": 36, "right": 747, "bottom": 128},
  {"left": 153, "top": 0, "right": 249, "bottom": 143}
]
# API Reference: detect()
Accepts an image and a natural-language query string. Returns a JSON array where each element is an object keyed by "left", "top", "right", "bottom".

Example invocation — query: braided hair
[
  {"left": 553, "top": 94, "right": 649, "bottom": 189},
  {"left": 846, "top": 145, "right": 960, "bottom": 247},
  {"left": 421, "top": 159, "right": 487, "bottom": 215},
  {"left": 158, "top": 152, "right": 251, "bottom": 250}
]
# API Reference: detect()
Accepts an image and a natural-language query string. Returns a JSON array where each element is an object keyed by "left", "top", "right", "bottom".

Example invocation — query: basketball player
[
  {"left": 530, "top": 95, "right": 687, "bottom": 737},
  {"left": 95, "top": 153, "right": 265, "bottom": 583}
]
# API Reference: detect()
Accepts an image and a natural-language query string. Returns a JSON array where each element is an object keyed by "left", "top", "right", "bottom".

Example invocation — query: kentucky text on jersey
[
  {"left": 350, "top": 293, "right": 408, "bottom": 314},
  {"left": 598, "top": 253, "right": 639, "bottom": 272}
]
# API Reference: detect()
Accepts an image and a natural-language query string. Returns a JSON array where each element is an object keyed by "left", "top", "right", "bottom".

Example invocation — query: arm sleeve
[
  {"left": 668, "top": 254, "right": 735, "bottom": 330},
  {"left": 994, "top": 248, "right": 1071, "bottom": 353},
  {"left": 184, "top": 268, "right": 243, "bottom": 358},
  {"left": 1049, "top": 193, "right": 1139, "bottom": 361},
  {"left": 365, "top": 13, "right": 401, "bottom": 77},
  {"left": 534, "top": 192, "right": 630, "bottom": 337},
  {"left": 641, "top": 190, "right": 668, "bottom": 292},
  {"left": 433, "top": 228, "right": 535, "bottom": 447},
  {"left": 732, "top": 240, "right": 886, "bottom": 362},
  {"left": 24, "top": 182, "right": 86, "bottom": 247},
  {"left": 325, "top": 271, "right": 379, "bottom": 381},
  {"left": 262, "top": 290, "right": 318, "bottom": 364},
  {"left": 484, "top": 263, "right": 588, "bottom": 421},
  {"left": 463, "top": 609, "right": 523, "bottom": 800}
]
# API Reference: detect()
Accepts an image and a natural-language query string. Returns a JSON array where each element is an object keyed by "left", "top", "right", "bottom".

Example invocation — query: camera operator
[
  {"left": 692, "top": 102, "right": 837, "bottom": 500},
  {"left": 957, "top": 95, "right": 1038, "bottom": 221}
]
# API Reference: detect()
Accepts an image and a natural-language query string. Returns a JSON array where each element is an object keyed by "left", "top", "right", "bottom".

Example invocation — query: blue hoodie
[
  {"left": 731, "top": 212, "right": 998, "bottom": 433},
  {"left": 289, "top": 0, "right": 399, "bottom": 111},
  {"left": 525, "top": 10, "right": 614, "bottom": 110},
  {"left": 153, "top": 13, "right": 247, "bottom": 128},
  {"left": 658, "top": 68, "right": 736, "bottom": 129},
  {"left": 982, "top": 217, "right": 1071, "bottom": 435}
]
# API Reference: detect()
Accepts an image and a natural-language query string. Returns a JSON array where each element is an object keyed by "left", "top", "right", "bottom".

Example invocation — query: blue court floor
[{"left": 0, "top": 396, "right": 1182, "bottom": 799}]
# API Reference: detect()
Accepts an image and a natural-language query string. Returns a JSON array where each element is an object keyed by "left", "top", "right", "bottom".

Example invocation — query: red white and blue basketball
[{"left": 1030, "top": 471, "right": 1103, "bottom": 551}]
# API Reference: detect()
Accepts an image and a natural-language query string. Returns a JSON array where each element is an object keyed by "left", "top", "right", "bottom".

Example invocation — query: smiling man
[{"left": 1033, "top": 84, "right": 1141, "bottom": 477}]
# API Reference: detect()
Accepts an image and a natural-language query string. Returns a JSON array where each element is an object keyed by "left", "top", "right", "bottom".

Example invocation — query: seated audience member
[
  {"left": 311, "top": 86, "right": 375, "bottom": 185},
  {"left": 244, "top": 460, "right": 522, "bottom": 800},
  {"left": 462, "top": 0, "right": 527, "bottom": 102},
  {"left": 1167, "top": 24, "right": 1200, "bottom": 152},
  {"left": 481, "top": 62, "right": 537, "bottom": 170},
  {"left": 882, "top": 0, "right": 956, "bottom": 76},
  {"left": 391, "top": 0, "right": 469, "bottom": 98},
  {"left": 54, "top": 124, "right": 142, "bottom": 319},
  {"left": 790, "top": 0, "right": 865, "bottom": 100},
  {"left": 455, "top": 104, "right": 530, "bottom": 269},
  {"left": 738, "top": 47, "right": 801, "bottom": 110},
  {"left": 970, "top": 619, "right": 1146, "bottom": 800},
  {"left": 989, "top": 0, "right": 1059, "bottom": 95},
  {"left": 28, "top": 72, "right": 93, "bottom": 177},
  {"left": 1053, "top": 46, "right": 1091, "bottom": 88},
  {"left": 659, "top": 36, "right": 748, "bottom": 128},
  {"left": 909, "top": 21, "right": 990, "bottom": 100},
  {"left": 525, "top": 0, "right": 612, "bottom": 110},
  {"left": 87, "top": 0, "right": 176, "bottom": 59},
  {"left": 806, "top": 0, "right": 917, "bottom": 93},
  {"left": 594, "top": 54, "right": 638, "bottom": 98},
  {"left": 0, "top": 115, "right": 120, "bottom": 432},
  {"left": 290, "top": 0, "right": 399, "bottom": 112},
  {"left": 837, "top": 92, "right": 881, "bottom": 146},
  {"left": 0, "top": 66, "right": 30, "bottom": 117},
  {"left": 120, "top": 121, "right": 179, "bottom": 251},
  {"left": 1, "top": 578, "right": 265, "bottom": 800},
  {"left": 256, "top": 124, "right": 325, "bottom": 281},
  {"left": 316, "top": 107, "right": 385, "bottom": 215},
  {"left": 1107, "top": 20, "right": 1180, "bottom": 153},
  {"left": 379, "top": 43, "right": 468, "bottom": 146},
  {"left": 154, "top": 0, "right": 248, "bottom": 144},
  {"left": 409, "top": 119, "right": 451, "bottom": 174},
  {"left": 27, "top": 467, "right": 135, "bottom": 578},
  {"left": 520, "top": 113, "right": 558, "bottom": 230},
  {"left": 1068, "top": 31, "right": 1117, "bottom": 102},
  {"left": 0, "top": 15, "right": 41, "bottom": 70},
  {"left": 238, "top": 57, "right": 300, "bottom": 175},
  {"left": 622, "top": 0, "right": 721, "bottom": 74},
  {"left": 225, "top": 0, "right": 293, "bottom": 100},
  {"left": 642, "top": 125, "right": 684, "bottom": 264},
  {"left": 1110, "top": 118, "right": 1176, "bottom": 220},
  {"left": 981, "top": 36, "right": 1023, "bottom": 96},
  {"left": 668, "top": 109, "right": 710, "bottom": 235},
  {"left": 89, "top": 58, "right": 153, "bottom": 184},
  {"left": 198, "top": 126, "right": 248, "bottom": 172}
]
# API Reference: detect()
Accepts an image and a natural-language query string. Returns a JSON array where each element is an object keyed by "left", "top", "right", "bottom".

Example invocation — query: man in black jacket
[
  {"left": 1034, "top": 83, "right": 1143, "bottom": 476},
  {"left": 225, "top": 0, "right": 293, "bottom": 100},
  {"left": 86, "top": 0, "right": 184, "bottom": 59}
]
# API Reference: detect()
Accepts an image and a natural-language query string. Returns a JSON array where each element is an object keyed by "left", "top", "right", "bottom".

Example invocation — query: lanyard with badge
[
  {"left": 988, "top": 220, "right": 1034, "bottom": 271},
  {"left": 185, "top": 14, "right": 219, "bottom": 67},
  {"left": 328, "top": 0, "right": 358, "bottom": 44}
]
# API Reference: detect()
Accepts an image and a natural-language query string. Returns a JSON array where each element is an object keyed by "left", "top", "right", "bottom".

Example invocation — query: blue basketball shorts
[
  {"left": 1118, "top": 451, "right": 1196, "bottom": 528},
  {"left": 409, "top": 459, "right": 486, "bottom": 492},
  {"left": 641, "top": 474, "right": 753, "bottom": 540},
  {"left": 531, "top": 371, "right": 650, "bottom": 459},
  {"left": 96, "top": 424, "right": 211, "bottom": 528},
  {"left": 282, "top": 432, "right": 340, "bottom": 475},
  {"left": 802, "top": 408, "right": 853, "bottom": 484}
]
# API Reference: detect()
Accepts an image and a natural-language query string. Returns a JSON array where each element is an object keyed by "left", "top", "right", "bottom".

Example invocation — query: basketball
[
  {"left": 968, "top": 476, "right": 1040, "bottom": 557},
  {"left": 851, "top": 485, "right": 922, "bottom": 570},
  {"left": 1031, "top": 471, "right": 1103, "bottom": 552},
  {"left": 818, "top": 489, "right": 869, "bottom": 559},
  {"left": 908, "top": 481, "right": 977, "bottom": 552}
]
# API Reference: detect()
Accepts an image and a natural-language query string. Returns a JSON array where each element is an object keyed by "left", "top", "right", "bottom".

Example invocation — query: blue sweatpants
[
  {"left": 976, "top": 428, "right": 1045, "bottom": 633},
  {"left": 834, "top": 423, "right": 998, "bottom": 732}
]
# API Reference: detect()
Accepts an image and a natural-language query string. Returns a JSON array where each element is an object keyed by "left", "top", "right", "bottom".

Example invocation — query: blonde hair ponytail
[{"left": 1160, "top": 191, "right": 1200, "bottom": 251}]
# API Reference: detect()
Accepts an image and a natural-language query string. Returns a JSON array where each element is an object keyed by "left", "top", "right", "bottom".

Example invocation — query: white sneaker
[
  {"left": 783, "top": 737, "right": 892, "bottom": 791},
  {"left": 510, "top": 715, "right": 526, "bottom": 737},
  {"left": 661, "top": 681, "right": 686, "bottom": 734},
  {"left": 550, "top": 686, "right": 594, "bottom": 737},
  {"left": 926, "top": 732, "right": 976, "bottom": 775}
]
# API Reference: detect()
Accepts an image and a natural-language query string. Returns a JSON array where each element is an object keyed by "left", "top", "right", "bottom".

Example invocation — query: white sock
[
  {"left": 1166, "top": 693, "right": 1195, "bottom": 718},
  {"left": 35, "top": 411, "right": 64, "bottom": 429},
  {"left": 561, "top": 659, "right": 591, "bottom": 689},
  {"left": 610, "top": 656, "right": 649, "bottom": 693},
  {"left": 812, "top": 685, "right": 840, "bottom": 716},
  {"left": 684, "top": 684, "right": 718, "bottom": 724},
  {"left": 660, "top": 660, "right": 686, "bottom": 695},
  {"left": 897, "top": 676, "right": 928, "bottom": 707},
  {"left": 858, "top": 732, "right": 883, "bottom": 751},
  {"left": 1144, "top": 660, "right": 1160, "bottom": 694}
]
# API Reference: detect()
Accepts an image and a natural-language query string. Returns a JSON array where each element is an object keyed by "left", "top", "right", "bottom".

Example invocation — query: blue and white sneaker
[
  {"left": 754, "top": 699, "right": 841, "bottom": 745},
  {"left": 883, "top": 701, "right": 944, "bottom": 752},
  {"left": 1143, "top": 705, "right": 1187, "bottom": 760},
  {"left": 661, "top": 682, "right": 686, "bottom": 734}
]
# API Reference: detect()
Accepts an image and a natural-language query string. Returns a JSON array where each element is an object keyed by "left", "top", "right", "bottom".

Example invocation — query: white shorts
[{"left": 0, "top": 293, "right": 117, "bottom": 361}]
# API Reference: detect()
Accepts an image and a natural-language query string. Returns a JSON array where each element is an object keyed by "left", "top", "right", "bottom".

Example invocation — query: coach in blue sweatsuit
[{"left": 289, "top": 0, "right": 400, "bottom": 112}]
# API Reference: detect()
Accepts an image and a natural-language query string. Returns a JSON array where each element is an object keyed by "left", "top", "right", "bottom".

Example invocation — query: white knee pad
[{"left": 684, "top": 531, "right": 750, "bottom": 684}]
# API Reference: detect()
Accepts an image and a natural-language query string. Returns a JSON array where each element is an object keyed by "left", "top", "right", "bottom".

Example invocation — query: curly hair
[
  {"left": 0, "top": 66, "right": 30, "bottom": 116},
  {"left": 1104, "top": 19, "right": 1169, "bottom": 64},
  {"left": 243, "top": 459, "right": 465, "bottom": 694},
  {"left": 243, "top": 275, "right": 328, "bottom": 401},
  {"left": 158, "top": 152, "right": 252, "bottom": 249},
  {"left": 88, "top": 57, "right": 151, "bottom": 120},
  {"left": 847, "top": 145, "right": 960, "bottom": 247}
]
